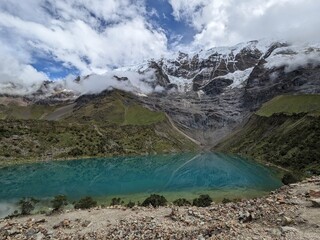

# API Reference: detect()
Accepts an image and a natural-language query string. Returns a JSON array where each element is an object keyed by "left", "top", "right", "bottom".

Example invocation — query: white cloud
[
  {"left": 265, "top": 46, "right": 320, "bottom": 73},
  {"left": 0, "top": 0, "right": 319, "bottom": 96},
  {"left": 62, "top": 69, "right": 157, "bottom": 95},
  {"left": 0, "top": 0, "right": 167, "bottom": 77},
  {"left": 0, "top": 46, "right": 48, "bottom": 95},
  {"left": 169, "top": 0, "right": 320, "bottom": 49}
]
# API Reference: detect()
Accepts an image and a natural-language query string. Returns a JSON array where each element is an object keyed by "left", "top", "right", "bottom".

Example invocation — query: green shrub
[
  {"left": 74, "top": 196, "right": 97, "bottom": 209},
  {"left": 193, "top": 194, "right": 212, "bottom": 207},
  {"left": 282, "top": 172, "right": 299, "bottom": 185},
  {"left": 222, "top": 198, "right": 232, "bottom": 204},
  {"left": 141, "top": 194, "right": 167, "bottom": 207},
  {"left": 19, "top": 198, "right": 35, "bottom": 215},
  {"left": 110, "top": 197, "right": 122, "bottom": 206},
  {"left": 126, "top": 201, "right": 135, "bottom": 208},
  {"left": 68, "top": 147, "right": 84, "bottom": 156},
  {"left": 173, "top": 198, "right": 191, "bottom": 206},
  {"left": 51, "top": 195, "right": 68, "bottom": 211}
]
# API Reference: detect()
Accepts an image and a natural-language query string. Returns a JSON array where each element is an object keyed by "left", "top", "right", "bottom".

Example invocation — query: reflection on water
[{"left": 0, "top": 153, "right": 282, "bottom": 202}]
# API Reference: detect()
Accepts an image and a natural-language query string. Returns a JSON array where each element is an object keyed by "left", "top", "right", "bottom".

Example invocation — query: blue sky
[
  {"left": 30, "top": 0, "right": 198, "bottom": 79},
  {"left": 0, "top": 0, "right": 319, "bottom": 83},
  {"left": 146, "top": 0, "right": 196, "bottom": 46}
]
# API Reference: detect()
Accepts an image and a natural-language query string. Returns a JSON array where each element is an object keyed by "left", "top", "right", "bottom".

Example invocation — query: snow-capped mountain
[
  {"left": 115, "top": 39, "right": 320, "bottom": 145},
  {"left": 2, "top": 39, "right": 320, "bottom": 145}
]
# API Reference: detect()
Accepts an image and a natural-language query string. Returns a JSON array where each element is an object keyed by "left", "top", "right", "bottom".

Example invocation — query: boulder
[
  {"left": 310, "top": 198, "right": 320, "bottom": 208},
  {"left": 309, "top": 190, "right": 320, "bottom": 198}
]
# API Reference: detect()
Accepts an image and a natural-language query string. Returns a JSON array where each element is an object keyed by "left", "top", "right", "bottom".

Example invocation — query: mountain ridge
[{"left": 0, "top": 39, "right": 320, "bottom": 162}]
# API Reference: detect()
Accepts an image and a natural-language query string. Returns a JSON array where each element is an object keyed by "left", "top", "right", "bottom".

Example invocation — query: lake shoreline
[
  {"left": 0, "top": 150, "right": 290, "bottom": 176},
  {"left": 0, "top": 151, "right": 197, "bottom": 168},
  {"left": 1, "top": 176, "right": 319, "bottom": 239}
]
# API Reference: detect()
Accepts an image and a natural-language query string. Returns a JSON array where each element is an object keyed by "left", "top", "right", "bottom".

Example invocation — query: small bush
[
  {"left": 74, "top": 196, "right": 97, "bottom": 209},
  {"left": 51, "top": 195, "right": 68, "bottom": 211},
  {"left": 173, "top": 198, "right": 191, "bottom": 206},
  {"left": 193, "top": 194, "right": 212, "bottom": 207},
  {"left": 110, "top": 197, "right": 122, "bottom": 206},
  {"left": 222, "top": 198, "right": 232, "bottom": 204},
  {"left": 126, "top": 201, "right": 135, "bottom": 208},
  {"left": 282, "top": 172, "right": 298, "bottom": 185},
  {"left": 141, "top": 194, "right": 167, "bottom": 207},
  {"left": 19, "top": 198, "right": 35, "bottom": 215},
  {"left": 68, "top": 147, "right": 84, "bottom": 156}
]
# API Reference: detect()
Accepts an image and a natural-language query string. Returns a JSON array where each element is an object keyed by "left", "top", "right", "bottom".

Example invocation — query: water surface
[{"left": 0, "top": 153, "right": 282, "bottom": 202}]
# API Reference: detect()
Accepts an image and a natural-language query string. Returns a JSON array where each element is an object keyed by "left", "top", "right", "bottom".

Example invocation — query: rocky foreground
[{"left": 1, "top": 177, "right": 320, "bottom": 240}]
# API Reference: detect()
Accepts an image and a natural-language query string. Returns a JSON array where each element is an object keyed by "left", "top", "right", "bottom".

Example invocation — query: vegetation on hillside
[
  {"left": 66, "top": 91, "right": 166, "bottom": 125},
  {"left": 0, "top": 119, "right": 197, "bottom": 166},
  {"left": 0, "top": 104, "right": 59, "bottom": 120},
  {"left": 0, "top": 91, "right": 197, "bottom": 166},
  {"left": 256, "top": 95, "right": 320, "bottom": 117},
  {"left": 217, "top": 94, "right": 320, "bottom": 175}
]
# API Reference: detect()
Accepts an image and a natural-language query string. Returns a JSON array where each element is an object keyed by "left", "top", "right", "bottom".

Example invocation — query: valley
[
  {"left": 0, "top": 40, "right": 319, "bottom": 176},
  {"left": 0, "top": 39, "right": 319, "bottom": 240},
  {"left": 1, "top": 1, "right": 320, "bottom": 239}
]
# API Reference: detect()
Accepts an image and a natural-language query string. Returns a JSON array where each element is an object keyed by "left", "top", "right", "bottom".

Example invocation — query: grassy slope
[
  {"left": 257, "top": 95, "right": 320, "bottom": 117},
  {"left": 0, "top": 91, "right": 197, "bottom": 166},
  {"left": 66, "top": 91, "right": 166, "bottom": 125},
  {"left": 217, "top": 95, "right": 320, "bottom": 175},
  {"left": 0, "top": 104, "right": 59, "bottom": 120}
]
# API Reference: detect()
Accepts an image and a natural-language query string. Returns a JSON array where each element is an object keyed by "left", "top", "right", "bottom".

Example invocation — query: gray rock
[
  {"left": 282, "top": 216, "right": 294, "bottom": 226},
  {"left": 310, "top": 198, "right": 320, "bottom": 207},
  {"left": 36, "top": 232, "right": 45, "bottom": 240},
  {"left": 280, "top": 226, "right": 299, "bottom": 233}
]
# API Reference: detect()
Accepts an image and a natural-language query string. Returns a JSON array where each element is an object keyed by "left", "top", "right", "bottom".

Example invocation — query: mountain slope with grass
[
  {"left": 0, "top": 90, "right": 198, "bottom": 166},
  {"left": 216, "top": 95, "right": 320, "bottom": 176},
  {"left": 256, "top": 95, "right": 320, "bottom": 117}
]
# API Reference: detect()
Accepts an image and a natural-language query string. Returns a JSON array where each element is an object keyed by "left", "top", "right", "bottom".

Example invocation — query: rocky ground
[{"left": 0, "top": 177, "right": 320, "bottom": 240}]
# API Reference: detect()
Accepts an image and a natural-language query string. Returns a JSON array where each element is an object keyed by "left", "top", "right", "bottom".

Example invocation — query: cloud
[
  {"left": 0, "top": 0, "right": 167, "bottom": 76},
  {"left": 265, "top": 46, "right": 320, "bottom": 73},
  {"left": 0, "top": 46, "right": 48, "bottom": 95},
  {"left": 169, "top": 0, "right": 320, "bottom": 49},
  {"left": 0, "top": 0, "right": 319, "bottom": 97},
  {"left": 60, "top": 69, "right": 159, "bottom": 95}
]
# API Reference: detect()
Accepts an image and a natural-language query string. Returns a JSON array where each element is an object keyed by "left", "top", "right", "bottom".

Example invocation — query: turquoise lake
[{"left": 0, "top": 153, "right": 282, "bottom": 203}]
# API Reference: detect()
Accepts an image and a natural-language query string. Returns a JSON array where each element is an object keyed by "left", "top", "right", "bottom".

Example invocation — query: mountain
[
  {"left": 0, "top": 39, "right": 320, "bottom": 169},
  {"left": 117, "top": 40, "right": 320, "bottom": 145},
  {"left": 0, "top": 91, "right": 198, "bottom": 166},
  {"left": 216, "top": 95, "right": 320, "bottom": 175}
]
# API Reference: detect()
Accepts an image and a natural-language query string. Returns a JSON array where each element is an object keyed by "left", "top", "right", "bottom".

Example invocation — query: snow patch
[
  {"left": 196, "top": 39, "right": 275, "bottom": 60},
  {"left": 168, "top": 75, "right": 193, "bottom": 92},
  {"left": 220, "top": 68, "right": 254, "bottom": 89},
  {"left": 115, "top": 62, "right": 149, "bottom": 73}
]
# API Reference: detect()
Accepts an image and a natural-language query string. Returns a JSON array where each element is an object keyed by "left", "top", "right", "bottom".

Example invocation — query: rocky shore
[{"left": 1, "top": 176, "right": 320, "bottom": 239}]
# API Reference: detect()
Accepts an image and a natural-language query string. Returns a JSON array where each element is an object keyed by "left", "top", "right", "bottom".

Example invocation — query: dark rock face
[
  {"left": 160, "top": 43, "right": 263, "bottom": 92},
  {"left": 148, "top": 61, "right": 170, "bottom": 87},
  {"left": 244, "top": 61, "right": 320, "bottom": 110},
  {"left": 202, "top": 78, "right": 233, "bottom": 96},
  {"left": 234, "top": 48, "right": 262, "bottom": 70},
  {"left": 138, "top": 41, "right": 320, "bottom": 146},
  {"left": 113, "top": 75, "right": 128, "bottom": 81},
  {"left": 7, "top": 40, "right": 320, "bottom": 147}
]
